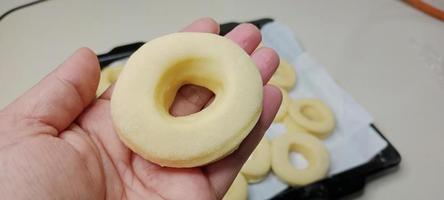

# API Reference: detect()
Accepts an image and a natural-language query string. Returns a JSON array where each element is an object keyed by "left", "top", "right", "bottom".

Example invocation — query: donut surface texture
[{"left": 111, "top": 32, "right": 263, "bottom": 167}]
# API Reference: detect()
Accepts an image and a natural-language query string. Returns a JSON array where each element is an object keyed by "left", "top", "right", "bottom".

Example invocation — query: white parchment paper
[{"left": 248, "top": 21, "right": 388, "bottom": 199}]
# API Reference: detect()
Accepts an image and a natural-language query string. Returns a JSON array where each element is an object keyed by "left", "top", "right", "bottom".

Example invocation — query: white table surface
[{"left": 1, "top": 0, "right": 444, "bottom": 199}]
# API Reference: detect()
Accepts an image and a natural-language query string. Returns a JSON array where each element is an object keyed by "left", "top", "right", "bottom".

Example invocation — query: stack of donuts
[{"left": 223, "top": 57, "right": 336, "bottom": 200}]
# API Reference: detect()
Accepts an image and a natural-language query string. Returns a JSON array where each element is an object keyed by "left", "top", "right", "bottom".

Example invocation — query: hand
[{"left": 0, "top": 18, "right": 281, "bottom": 200}]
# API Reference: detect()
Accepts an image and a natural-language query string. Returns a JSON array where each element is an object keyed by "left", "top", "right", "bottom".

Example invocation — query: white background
[{"left": 1, "top": 0, "right": 444, "bottom": 199}]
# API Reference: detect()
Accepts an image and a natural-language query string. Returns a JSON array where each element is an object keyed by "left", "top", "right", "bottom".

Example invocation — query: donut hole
[
  {"left": 301, "top": 105, "right": 322, "bottom": 121},
  {"left": 289, "top": 151, "right": 309, "bottom": 170},
  {"left": 289, "top": 145, "right": 309, "bottom": 170},
  {"left": 169, "top": 84, "right": 215, "bottom": 116},
  {"left": 155, "top": 58, "right": 224, "bottom": 118}
]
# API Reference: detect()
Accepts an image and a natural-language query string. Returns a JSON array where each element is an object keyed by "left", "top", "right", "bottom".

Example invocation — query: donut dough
[
  {"left": 111, "top": 32, "right": 263, "bottom": 167},
  {"left": 288, "top": 99, "right": 335, "bottom": 139},
  {"left": 240, "top": 138, "right": 271, "bottom": 183},
  {"left": 269, "top": 59, "right": 296, "bottom": 91},
  {"left": 273, "top": 87, "right": 290, "bottom": 122},
  {"left": 222, "top": 174, "right": 248, "bottom": 200},
  {"left": 271, "top": 132, "right": 329, "bottom": 186},
  {"left": 97, "top": 65, "right": 123, "bottom": 96},
  {"left": 283, "top": 116, "right": 307, "bottom": 133}
]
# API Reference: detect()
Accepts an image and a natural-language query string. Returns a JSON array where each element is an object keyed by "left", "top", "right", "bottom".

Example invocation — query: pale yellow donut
[
  {"left": 240, "top": 138, "right": 271, "bottom": 183},
  {"left": 273, "top": 87, "right": 290, "bottom": 122},
  {"left": 269, "top": 59, "right": 296, "bottom": 91},
  {"left": 222, "top": 174, "right": 248, "bottom": 200},
  {"left": 271, "top": 132, "right": 330, "bottom": 186},
  {"left": 111, "top": 32, "right": 263, "bottom": 167},
  {"left": 288, "top": 99, "right": 335, "bottom": 139},
  {"left": 283, "top": 116, "right": 307, "bottom": 133},
  {"left": 97, "top": 66, "right": 123, "bottom": 96}
]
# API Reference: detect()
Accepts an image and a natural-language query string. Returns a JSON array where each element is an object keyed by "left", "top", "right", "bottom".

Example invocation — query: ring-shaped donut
[
  {"left": 111, "top": 32, "right": 263, "bottom": 167},
  {"left": 240, "top": 138, "right": 271, "bottom": 183},
  {"left": 273, "top": 87, "right": 290, "bottom": 122},
  {"left": 222, "top": 174, "right": 248, "bottom": 200},
  {"left": 271, "top": 132, "right": 329, "bottom": 186},
  {"left": 283, "top": 116, "right": 307, "bottom": 133},
  {"left": 269, "top": 59, "right": 296, "bottom": 91},
  {"left": 288, "top": 99, "right": 335, "bottom": 139}
]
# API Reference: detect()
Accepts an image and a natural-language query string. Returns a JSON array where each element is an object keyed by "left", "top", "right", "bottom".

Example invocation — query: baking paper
[{"left": 248, "top": 21, "right": 388, "bottom": 199}]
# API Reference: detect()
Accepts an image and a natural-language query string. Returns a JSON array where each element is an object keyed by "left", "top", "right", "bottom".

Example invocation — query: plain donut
[{"left": 111, "top": 32, "right": 263, "bottom": 167}]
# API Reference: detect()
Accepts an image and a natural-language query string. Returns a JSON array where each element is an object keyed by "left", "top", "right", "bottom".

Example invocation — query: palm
[
  {"left": 75, "top": 98, "right": 217, "bottom": 199},
  {"left": 0, "top": 18, "right": 280, "bottom": 200}
]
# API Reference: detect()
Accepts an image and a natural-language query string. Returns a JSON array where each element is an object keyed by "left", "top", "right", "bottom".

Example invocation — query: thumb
[{"left": 2, "top": 48, "right": 100, "bottom": 135}]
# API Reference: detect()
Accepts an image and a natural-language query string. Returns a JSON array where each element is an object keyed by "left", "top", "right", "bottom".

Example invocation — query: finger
[
  {"left": 2, "top": 48, "right": 100, "bottom": 135},
  {"left": 251, "top": 47, "right": 280, "bottom": 84},
  {"left": 225, "top": 23, "right": 262, "bottom": 55},
  {"left": 181, "top": 17, "right": 220, "bottom": 34},
  {"left": 169, "top": 85, "right": 214, "bottom": 117},
  {"left": 204, "top": 85, "right": 282, "bottom": 199}
]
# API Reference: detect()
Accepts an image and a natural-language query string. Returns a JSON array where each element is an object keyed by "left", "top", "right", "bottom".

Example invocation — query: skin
[{"left": 0, "top": 18, "right": 281, "bottom": 200}]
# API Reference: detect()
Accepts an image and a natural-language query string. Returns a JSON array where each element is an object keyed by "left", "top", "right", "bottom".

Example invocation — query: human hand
[{"left": 0, "top": 18, "right": 281, "bottom": 200}]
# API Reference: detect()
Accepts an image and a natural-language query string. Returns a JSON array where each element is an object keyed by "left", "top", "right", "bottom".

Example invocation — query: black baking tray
[{"left": 97, "top": 18, "right": 401, "bottom": 200}]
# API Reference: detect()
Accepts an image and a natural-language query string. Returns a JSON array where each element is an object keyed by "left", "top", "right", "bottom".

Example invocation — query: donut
[
  {"left": 283, "top": 116, "right": 307, "bottom": 133},
  {"left": 222, "top": 174, "right": 248, "bottom": 200},
  {"left": 240, "top": 138, "right": 271, "bottom": 183},
  {"left": 271, "top": 132, "right": 329, "bottom": 186},
  {"left": 111, "top": 32, "right": 263, "bottom": 167},
  {"left": 269, "top": 59, "right": 296, "bottom": 91},
  {"left": 96, "top": 65, "right": 123, "bottom": 96},
  {"left": 273, "top": 87, "right": 290, "bottom": 122},
  {"left": 288, "top": 99, "right": 335, "bottom": 139}
]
